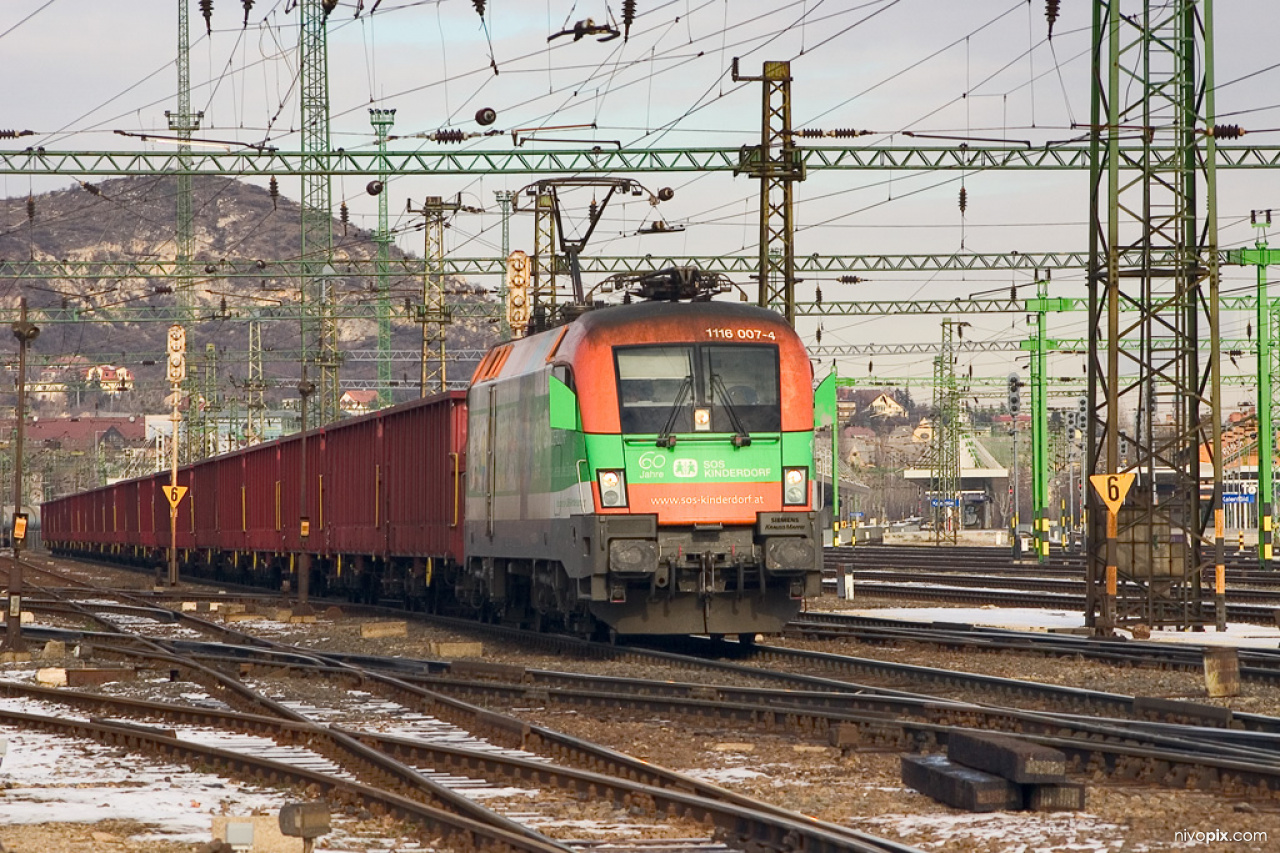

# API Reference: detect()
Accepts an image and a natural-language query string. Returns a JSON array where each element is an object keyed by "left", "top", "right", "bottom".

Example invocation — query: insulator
[
  {"left": 657, "top": 187, "right": 675, "bottom": 201},
  {"left": 622, "top": 0, "right": 636, "bottom": 40},
  {"left": 0, "top": 130, "right": 34, "bottom": 139},
  {"left": 958, "top": 185, "right": 968, "bottom": 214},
  {"left": 242, "top": 0, "right": 254, "bottom": 26},
  {"left": 472, "top": 0, "right": 485, "bottom": 16},
  {"left": 221, "top": 296, "right": 227, "bottom": 315},
  {"left": 322, "top": 0, "right": 338, "bottom": 20},
  {"left": 1045, "top": 0, "right": 1059, "bottom": 39},
  {"left": 837, "top": 275, "right": 863, "bottom": 284},
  {"left": 815, "top": 325, "right": 822, "bottom": 344},
  {"left": 868, "top": 360, "right": 873, "bottom": 374},
  {"left": 1248, "top": 321, "right": 1253, "bottom": 340},
  {"left": 589, "top": 199, "right": 599, "bottom": 221},
  {"left": 798, "top": 128, "right": 865, "bottom": 138},
  {"left": 433, "top": 129, "right": 465, "bottom": 143},
  {"left": 366, "top": 180, "right": 384, "bottom": 196},
  {"left": 475, "top": 107, "right": 497, "bottom": 126},
  {"left": 340, "top": 201, "right": 350, "bottom": 234},
  {"left": 26, "top": 195, "right": 34, "bottom": 222},
  {"left": 269, "top": 176, "right": 279, "bottom": 209},
  {"left": 815, "top": 284, "right": 822, "bottom": 305},
  {"left": 199, "top": 0, "right": 213, "bottom": 35},
  {"left": 1210, "top": 124, "right": 1245, "bottom": 139},
  {"left": 81, "top": 181, "right": 101, "bottom": 196}
]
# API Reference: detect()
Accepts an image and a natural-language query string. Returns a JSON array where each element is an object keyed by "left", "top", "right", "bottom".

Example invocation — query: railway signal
[
  {"left": 1006, "top": 373, "right": 1021, "bottom": 415},
  {"left": 506, "top": 250, "right": 530, "bottom": 337},
  {"left": 166, "top": 324, "right": 187, "bottom": 588},
  {"left": 4, "top": 297, "right": 38, "bottom": 653}
]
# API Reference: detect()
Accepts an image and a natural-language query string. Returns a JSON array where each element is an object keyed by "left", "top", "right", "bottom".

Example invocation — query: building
[
  {"left": 339, "top": 390, "right": 380, "bottom": 415},
  {"left": 85, "top": 364, "right": 135, "bottom": 394}
]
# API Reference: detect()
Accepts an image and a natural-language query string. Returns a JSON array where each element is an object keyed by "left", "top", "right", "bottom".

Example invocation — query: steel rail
[{"left": 0, "top": 707, "right": 573, "bottom": 853}]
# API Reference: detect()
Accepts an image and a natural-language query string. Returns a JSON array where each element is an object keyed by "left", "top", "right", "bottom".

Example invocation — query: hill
[{"left": 0, "top": 175, "right": 498, "bottom": 418}]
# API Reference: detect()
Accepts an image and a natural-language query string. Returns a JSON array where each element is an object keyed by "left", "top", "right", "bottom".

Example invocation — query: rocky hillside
[{"left": 0, "top": 175, "right": 497, "bottom": 416}]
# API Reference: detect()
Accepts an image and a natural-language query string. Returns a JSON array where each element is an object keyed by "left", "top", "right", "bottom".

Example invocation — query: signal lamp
[
  {"left": 783, "top": 467, "right": 808, "bottom": 506},
  {"left": 1006, "top": 372, "right": 1021, "bottom": 415},
  {"left": 598, "top": 470, "right": 628, "bottom": 508}
]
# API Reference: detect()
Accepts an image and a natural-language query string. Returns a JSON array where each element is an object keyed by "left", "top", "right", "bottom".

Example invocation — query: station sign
[{"left": 1223, "top": 492, "right": 1256, "bottom": 505}]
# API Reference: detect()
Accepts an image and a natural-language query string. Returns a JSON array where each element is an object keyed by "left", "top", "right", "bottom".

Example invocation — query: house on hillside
[
  {"left": 340, "top": 390, "right": 379, "bottom": 415},
  {"left": 868, "top": 392, "right": 906, "bottom": 419},
  {"left": 85, "top": 364, "right": 134, "bottom": 394}
]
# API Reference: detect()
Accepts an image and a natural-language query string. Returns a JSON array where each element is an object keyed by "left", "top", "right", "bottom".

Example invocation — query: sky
[{"left": 3, "top": 0, "right": 1280, "bottom": 400}]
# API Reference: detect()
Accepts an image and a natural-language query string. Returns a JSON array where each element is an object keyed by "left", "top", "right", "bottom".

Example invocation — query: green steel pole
[
  {"left": 1031, "top": 277, "right": 1050, "bottom": 562},
  {"left": 1023, "top": 276, "right": 1066, "bottom": 562},
  {"left": 495, "top": 190, "right": 514, "bottom": 340},
  {"left": 1255, "top": 235, "right": 1271, "bottom": 569},
  {"left": 832, "top": 383, "right": 840, "bottom": 545},
  {"left": 370, "top": 108, "right": 395, "bottom": 409},
  {"left": 1230, "top": 217, "right": 1280, "bottom": 566}
]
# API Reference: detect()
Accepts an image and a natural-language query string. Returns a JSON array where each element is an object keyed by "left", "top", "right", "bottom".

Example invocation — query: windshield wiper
[
  {"left": 710, "top": 375, "right": 752, "bottom": 447},
  {"left": 656, "top": 376, "right": 692, "bottom": 448}
]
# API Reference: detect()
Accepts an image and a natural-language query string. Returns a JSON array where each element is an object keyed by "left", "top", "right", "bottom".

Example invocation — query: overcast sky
[{"left": 3, "top": 0, "right": 1280, "bottom": 396}]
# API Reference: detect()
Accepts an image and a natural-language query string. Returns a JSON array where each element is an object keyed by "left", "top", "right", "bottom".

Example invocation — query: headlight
[
  {"left": 693, "top": 407, "right": 712, "bottom": 431},
  {"left": 783, "top": 467, "right": 808, "bottom": 506},
  {"left": 598, "top": 469, "right": 628, "bottom": 508}
]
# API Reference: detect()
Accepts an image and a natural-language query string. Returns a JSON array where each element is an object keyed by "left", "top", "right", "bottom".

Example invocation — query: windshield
[{"left": 616, "top": 344, "right": 780, "bottom": 434}]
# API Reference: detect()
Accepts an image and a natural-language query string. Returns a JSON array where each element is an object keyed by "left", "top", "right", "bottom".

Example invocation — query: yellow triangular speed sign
[
  {"left": 1089, "top": 473, "right": 1135, "bottom": 515},
  {"left": 162, "top": 485, "right": 189, "bottom": 507}
]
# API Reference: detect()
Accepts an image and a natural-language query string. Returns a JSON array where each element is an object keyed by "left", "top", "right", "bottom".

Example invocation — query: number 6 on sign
[
  {"left": 162, "top": 485, "right": 189, "bottom": 507},
  {"left": 1089, "top": 473, "right": 1135, "bottom": 515}
]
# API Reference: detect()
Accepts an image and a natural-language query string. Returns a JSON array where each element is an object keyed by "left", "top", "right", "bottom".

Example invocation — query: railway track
[
  {"left": 11, "top": 550, "right": 1280, "bottom": 849},
  {"left": 828, "top": 543, "right": 1280, "bottom": 585},
  {"left": 787, "top": 611, "right": 1280, "bottom": 683},
  {"left": 104, "top": 616, "right": 1280, "bottom": 800},
  {"left": 1, "top": 560, "right": 923, "bottom": 853},
  {"left": 819, "top": 544, "right": 1280, "bottom": 623},
  {"left": 821, "top": 579, "right": 1280, "bottom": 624}
]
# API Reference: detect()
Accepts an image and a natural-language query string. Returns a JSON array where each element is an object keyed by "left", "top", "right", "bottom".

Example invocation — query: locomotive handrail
[
  {"left": 575, "top": 459, "right": 591, "bottom": 510},
  {"left": 449, "top": 452, "right": 460, "bottom": 528}
]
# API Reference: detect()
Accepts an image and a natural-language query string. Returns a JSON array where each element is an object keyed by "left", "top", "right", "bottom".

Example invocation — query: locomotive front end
[{"left": 566, "top": 302, "right": 824, "bottom": 637}]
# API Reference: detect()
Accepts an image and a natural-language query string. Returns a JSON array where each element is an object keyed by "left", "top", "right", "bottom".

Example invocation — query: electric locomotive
[{"left": 462, "top": 291, "right": 823, "bottom": 639}]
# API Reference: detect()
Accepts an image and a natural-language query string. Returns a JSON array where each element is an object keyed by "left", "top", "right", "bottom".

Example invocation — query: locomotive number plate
[{"left": 705, "top": 327, "right": 776, "bottom": 341}]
